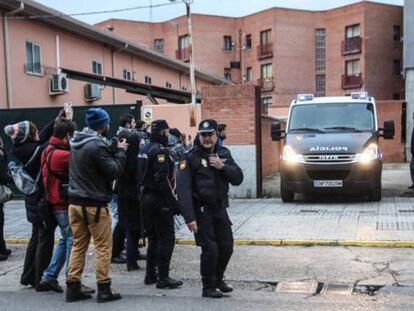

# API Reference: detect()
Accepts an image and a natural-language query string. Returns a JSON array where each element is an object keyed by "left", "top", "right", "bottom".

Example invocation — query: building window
[
  {"left": 393, "top": 60, "right": 401, "bottom": 75},
  {"left": 260, "top": 29, "right": 271, "bottom": 46},
  {"left": 165, "top": 81, "right": 172, "bottom": 88},
  {"left": 223, "top": 36, "right": 232, "bottom": 51},
  {"left": 154, "top": 39, "right": 164, "bottom": 53},
  {"left": 25, "top": 41, "right": 41, "bottom": 74},
  {"left": 246, "top": 67, "right": 253, "bottom": 81},
  {"left": 261, "top": 63, "right": 272, "bottom": 79},
  {"left": 261, "top": 97, "right": 272, "bottom": 114},
  {"left": 92, "top": 60, "right": 103, "bottom": 75},
  {"left": 393, "top": 25, "right": 401, "bottom": 41},
  {"left": 315, "top": 29, "right": 326, "bottom": 72},
  {"left": 392, "top": 93, "right": 401, "bottom": 100},
  {"left": 245, "top": 34, "right": 252, "bottom": 49},
  {"left": 315, "top": 74, "right": 326, "bottom": 97},
  {"left": 345, "top": 59, "right": 360, "bottom": 76},
  {"left": 145, "top": 75, "right": 152, "bottom": 84},
  {"left": 122, "top": 69, "right": 131, "bottom": 80},
  {"left": 224, "top": 68, "right": 231, "bottom": 81},
  {"left": 345, "top": 24, "right": 360, "bottom": 39},
  {"left": 179, "top": 35, "right": 189, "bottom": 50}
]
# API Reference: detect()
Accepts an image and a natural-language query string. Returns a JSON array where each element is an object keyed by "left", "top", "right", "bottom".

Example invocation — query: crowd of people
[{"left": 0, "top": 104, "right": 243, "bottom": 302}]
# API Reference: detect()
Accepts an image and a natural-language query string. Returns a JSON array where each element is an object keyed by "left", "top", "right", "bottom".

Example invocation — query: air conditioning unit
[
  {"left": 49, "top": 73, "right": 69, "bottom": 95},
  {"left": 84, "top": 83, "right": 101, "bottom": 101}
]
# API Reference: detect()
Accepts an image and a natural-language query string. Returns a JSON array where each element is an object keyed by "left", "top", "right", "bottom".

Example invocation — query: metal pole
[{"left": 185, "top": 0, "right": 197, "bottom": 127}]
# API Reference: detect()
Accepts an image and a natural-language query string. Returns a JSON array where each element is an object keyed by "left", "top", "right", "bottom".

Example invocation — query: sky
[{"left": 36, "top": 0, "right": 404, "bottom": 25}]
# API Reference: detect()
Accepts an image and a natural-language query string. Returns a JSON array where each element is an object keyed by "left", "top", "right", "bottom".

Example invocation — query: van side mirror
[
  {"left": 271, "top": 122, "right": 285, "bottom": 141},
  {"left": 381, "top": 120, "right": 395, "bottom": 140}
]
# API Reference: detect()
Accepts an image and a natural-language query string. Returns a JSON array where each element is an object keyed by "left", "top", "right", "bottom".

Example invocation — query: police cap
[
  {"left": 151, "top": 119, "right": 169, "bottom": 132},
  {"left": 198, "top": 119, "right": 218, "bottom": 133}
]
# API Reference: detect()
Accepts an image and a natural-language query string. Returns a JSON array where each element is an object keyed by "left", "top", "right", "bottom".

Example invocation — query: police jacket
[
  {"left": 68, "top": 128, "right": 126, "bottom": 206},
  {"left": 137, "top": 135, "right": 178, "bottom": 211},
  {"left": 176, "top": 143, "right": 243, "bottom": 224}
]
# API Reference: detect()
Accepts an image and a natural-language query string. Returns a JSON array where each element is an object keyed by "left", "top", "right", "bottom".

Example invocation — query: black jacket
[
  {"left": 0, "top": 146, "right": 12, "bottom": 186},
  {"left": 11, "top": 119, "right": 54, "bottom": 224},
  {"left": 68, "top": 128, "right": 126, "bottom": 206},
  {"left": 137, "top": 136, "right": 178, "bottom": 212},
  {"left": 411, "top": 127, "right": 414, "bottom": 157},
  {"left": 176, "top": 144, "right": 243, "bottom": 224},
  {"left": 117, "top": 132, "right": 141, "bottom": 230}
]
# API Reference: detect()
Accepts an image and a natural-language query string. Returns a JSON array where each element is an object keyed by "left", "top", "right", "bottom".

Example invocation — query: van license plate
[{"left": 314, "top": 180, "right": 343, "bottom": 188}]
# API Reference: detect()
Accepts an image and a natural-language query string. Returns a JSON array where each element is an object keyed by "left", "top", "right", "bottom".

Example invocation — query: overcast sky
[{"left": 36, "top": 0, "right": 404, "bottom": 25}]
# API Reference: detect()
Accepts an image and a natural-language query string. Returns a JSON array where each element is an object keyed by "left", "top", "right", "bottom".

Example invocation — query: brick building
[{"left": 97, "top": 1, "right": 404, "bottom": 117}]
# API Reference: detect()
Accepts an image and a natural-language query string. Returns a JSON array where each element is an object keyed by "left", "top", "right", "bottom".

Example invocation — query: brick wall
[
  {"left": 376, "top": 100, "right": 405, "bottom": 162},
  {"left": 201, "top": 85, "right": 259, "bottom": 145},
  {"left": 261, "top": 116, "right": 282, "bottom": 176}
]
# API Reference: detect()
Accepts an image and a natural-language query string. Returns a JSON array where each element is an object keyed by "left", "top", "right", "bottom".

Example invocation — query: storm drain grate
[
  {"left": 299, "top": 210, "right": 320, "bottom": 214},
  {"left": 376, "top": 221, "right": 414, "bottom": 231},
  {"left": 320, "top": 284, "right": 353, "bottom": 295},
  {"left": 275, "top": 281, "right": 318, "bottom": 294},
  {"left": 398, "top": 210, "right": 414, "bottom": 215}
]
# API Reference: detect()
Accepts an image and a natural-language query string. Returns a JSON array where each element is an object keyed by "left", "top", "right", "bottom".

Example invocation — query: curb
[{"left": 6, "top": 238, "right": 414, "bottom": 248}]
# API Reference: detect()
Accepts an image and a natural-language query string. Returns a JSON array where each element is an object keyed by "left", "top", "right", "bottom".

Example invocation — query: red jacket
[{"left": 41, "top": 136, "right": 70, "bottom": 211}]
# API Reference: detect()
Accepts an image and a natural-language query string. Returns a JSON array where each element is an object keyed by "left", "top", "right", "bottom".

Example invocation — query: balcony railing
[
  {"left": 258, "top": 77, "right": 274, "bottom": 92},
  {"left": 257, "top": 43, "right": 273, "bottom": 59},
  {"left": 341, "top": 37, "right": 362, "bottom": 55},
  {"left": 342, "top": 73, "right": 363, "bottom": 89},
  {"left": 176, "top": 47, "right": 190, "bottom": 61}
]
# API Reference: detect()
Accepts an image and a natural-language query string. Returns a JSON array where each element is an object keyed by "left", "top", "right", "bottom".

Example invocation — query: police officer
[
  {"left": 176, "top": 119, "right": 243, "bottom": 298},
  {"left": 137, "top": 119, "right": 182, "bottom": 289}
]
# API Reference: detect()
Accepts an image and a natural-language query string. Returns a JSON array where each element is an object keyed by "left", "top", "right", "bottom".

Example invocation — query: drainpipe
[
  {"left": 3, "top": 1, "right": 24, "bottom": 109},
  {"left": 111, "top": 43, "right": 129, "bottom": 104}
]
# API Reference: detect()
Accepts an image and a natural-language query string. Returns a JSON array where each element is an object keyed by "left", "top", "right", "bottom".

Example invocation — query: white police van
[{"left": 271, "top": 92, "right": 395, "bottom": 202}]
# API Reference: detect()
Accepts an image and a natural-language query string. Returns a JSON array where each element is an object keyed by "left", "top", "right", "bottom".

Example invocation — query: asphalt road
[{"left": 2, "top": 244, "right": 414, "bottom": 310}]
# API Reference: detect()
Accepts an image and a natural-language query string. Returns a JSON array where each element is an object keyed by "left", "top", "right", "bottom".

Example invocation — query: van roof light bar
[
  {"left": 297, "top": 94, "right": 314, "bottom": 102},
  {"left": 351, "top": 92, "right": 368, "bottom": 100}
]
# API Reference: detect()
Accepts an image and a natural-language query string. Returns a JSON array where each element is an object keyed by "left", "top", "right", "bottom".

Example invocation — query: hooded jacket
[{"left": 68, "top": 128, "right": 126, "bottom": 206}]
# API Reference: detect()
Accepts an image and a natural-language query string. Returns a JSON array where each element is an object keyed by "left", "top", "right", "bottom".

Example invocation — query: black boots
[
  {"left": 144, "top": 274, "right": 157, "bottom": 285},
  {"left": 127, "top": 261, "right": 140, "bottom": 271},
  {"left": 156, "top": 277, "right": 183, "bottom": 289},
  {"left": 97, "top": 281, "right": 122, "bottom": 303},
  {"left": 202, "top": 288, "right": 224, "bottom": 298},
  {"left": 216, "top": 281, "right": 233, "bottom": 293},
  {"left": 66, "top": 281, "right": 92, "bottom": 302}
]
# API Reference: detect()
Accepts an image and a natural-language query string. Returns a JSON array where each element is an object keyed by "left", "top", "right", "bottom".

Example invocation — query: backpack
[{"left": 8, "top": 146, "right": 42, "bottom": 195}]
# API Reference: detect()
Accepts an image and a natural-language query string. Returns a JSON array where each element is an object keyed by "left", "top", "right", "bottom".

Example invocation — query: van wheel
[
  {"left": 281, "top": 181, "right": 294, "bottom": 203},
  {"left": 369, "top": 182, "right": 382, "bottom": 202}
]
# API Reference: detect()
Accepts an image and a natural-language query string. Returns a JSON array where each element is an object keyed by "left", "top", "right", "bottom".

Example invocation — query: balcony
[
  {"left": 341, "top": 37, "right": 362, "bottom": 55},
  {"left": 257, "top": 43, "right": 273, "bottom": 60},
  {"left": 342, "top": 73, "right": 363, "bottom": 89},
  {"left": 175, "top": 47, "right": 190, "bottom": 62},
  {"left": 258, "top": 77, "right": 275, "bottom": 92}
]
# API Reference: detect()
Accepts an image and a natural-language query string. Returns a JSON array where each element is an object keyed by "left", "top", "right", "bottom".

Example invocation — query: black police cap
[
  {"left": 198, "top": 119, "right": 218, "bottom": 133},
  {"left": 151, "top": 119, "right": 169, "bottom": 132}
]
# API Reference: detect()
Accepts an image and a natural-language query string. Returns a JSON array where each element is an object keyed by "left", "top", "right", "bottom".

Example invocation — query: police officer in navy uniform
[
  {"left": 137, "top": 119, "right": 183, "bottom": 289},
  {"left": 177, "top": 119, "right": 243, "bottom": 298}
]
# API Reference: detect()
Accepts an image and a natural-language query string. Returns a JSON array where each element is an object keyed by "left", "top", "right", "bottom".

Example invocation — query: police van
[{"left": 271, "top": 92, "right": 395, "bottom": 202}]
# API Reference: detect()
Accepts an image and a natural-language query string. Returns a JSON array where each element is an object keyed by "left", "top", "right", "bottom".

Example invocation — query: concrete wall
[
  {"left": 405, "top": 70, "right": 414, "bottom": 160},
  {"left": 404, "top": 0, "right": 414, "bottom": 70}
]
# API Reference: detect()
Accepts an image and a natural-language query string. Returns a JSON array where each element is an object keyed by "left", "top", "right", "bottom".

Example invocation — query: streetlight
[{"left": 169, "top": 0, "right": 197, "bottom": 126}]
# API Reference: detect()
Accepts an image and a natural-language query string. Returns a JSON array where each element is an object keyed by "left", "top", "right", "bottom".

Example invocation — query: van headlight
[
  {"left": 355, "top": 143, "right": 379, "bottom": 163},
  {"left": 282, "top": 145, "right": 304, "bottom": 163}
]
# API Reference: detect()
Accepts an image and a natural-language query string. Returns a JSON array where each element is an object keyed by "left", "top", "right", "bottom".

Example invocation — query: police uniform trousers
[
  {"left": 194, "top": 205, "right": 234, "bottom": 289},
  {"left": 143, "top": 203, "right": 175, "bottom": 279},
  {"left": 67, "top": 204, "right": 112, "bottom": 284}
]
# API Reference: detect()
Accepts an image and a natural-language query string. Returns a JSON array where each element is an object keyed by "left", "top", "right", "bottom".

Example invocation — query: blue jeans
[
  {"left": 42, "top": 210, "right": 72, "bottom": 283},
  {"left": 109, "top": 195, "right": 118, "bottom": 232}
]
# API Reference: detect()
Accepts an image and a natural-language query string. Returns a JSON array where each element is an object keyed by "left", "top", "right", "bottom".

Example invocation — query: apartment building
[{"left": 96, "top": 1, "right": 404, "bottom": 116}]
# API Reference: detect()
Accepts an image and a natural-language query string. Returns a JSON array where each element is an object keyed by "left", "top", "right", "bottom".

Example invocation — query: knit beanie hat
[
  {"left": 85, "top": 108, "right": 110, "bottom": 131},
  {"left": 4, "top": 121, "right": 30, "bottom": 144}
]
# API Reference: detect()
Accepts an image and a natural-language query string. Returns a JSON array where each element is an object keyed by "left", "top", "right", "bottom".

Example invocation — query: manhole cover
[
  {"left": 275, "top": 281, "right": 318, "bottom": 294},
  {"left": 320, "top": 284, "right": 353, "bottom": 295}
]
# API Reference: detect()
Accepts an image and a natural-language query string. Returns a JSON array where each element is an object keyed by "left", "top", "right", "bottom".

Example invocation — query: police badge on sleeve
[
  {"left": 157, "top": 154, "right": 166, "bottom": 163},
  {"left": 179, "top": 160, "right": 186, "bottom": 170}
]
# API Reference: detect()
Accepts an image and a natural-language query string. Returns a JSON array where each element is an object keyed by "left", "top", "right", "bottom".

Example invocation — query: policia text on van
[{"left": 271, "top": 93, "right": 395, "bottom": 202}]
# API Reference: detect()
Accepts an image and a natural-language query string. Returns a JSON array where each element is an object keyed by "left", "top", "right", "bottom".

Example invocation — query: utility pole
[{"left": 170, "top": 0, "right": 197, "bottom": 126}]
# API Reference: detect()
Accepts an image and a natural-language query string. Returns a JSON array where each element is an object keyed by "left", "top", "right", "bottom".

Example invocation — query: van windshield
[{"left": 288, "top": 103, "right": 375, "bottom": 133}]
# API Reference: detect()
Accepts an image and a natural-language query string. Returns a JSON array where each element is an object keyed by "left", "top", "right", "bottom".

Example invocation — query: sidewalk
[{"left": 5, "top": 196, "right": 414, "bottom": 247}]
